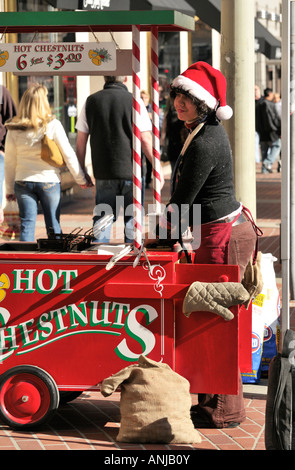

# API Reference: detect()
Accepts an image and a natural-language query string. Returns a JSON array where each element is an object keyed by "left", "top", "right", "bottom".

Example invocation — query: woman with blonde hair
[{"left": 4, "top": 83, "right": 92, "bottom": 241}]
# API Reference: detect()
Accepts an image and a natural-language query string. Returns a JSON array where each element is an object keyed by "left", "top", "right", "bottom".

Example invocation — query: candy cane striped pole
[
  {"left": 151, "top": 26, "right": 161, "bottom": 214},
  {"left": 132, "top": 24, "right": 142, "bottom": 253}
]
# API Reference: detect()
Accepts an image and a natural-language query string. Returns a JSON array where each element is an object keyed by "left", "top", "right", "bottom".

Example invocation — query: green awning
[{"left": 0, "top": 10, "right": 195, "bottom": 34}]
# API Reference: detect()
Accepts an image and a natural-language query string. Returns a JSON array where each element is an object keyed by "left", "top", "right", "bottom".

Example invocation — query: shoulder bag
[{"left": 41, "top": 131, "right": 65, "bottom": 168}]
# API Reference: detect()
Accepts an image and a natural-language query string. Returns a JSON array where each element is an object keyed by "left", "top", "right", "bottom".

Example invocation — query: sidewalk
[{"left": 0, "top": 163, "right": 282, "bottom": 451}]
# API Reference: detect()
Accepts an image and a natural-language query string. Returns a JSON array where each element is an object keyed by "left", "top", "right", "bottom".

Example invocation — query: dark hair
[
  {"left": 264, "top": 87, "right": 273, "bottom": 98},
  {"left": 104, "top": 76, "right": 125, "bottom": 84},
  {"left": 170, "top": 86, "right": 214, "bottom": 121}
]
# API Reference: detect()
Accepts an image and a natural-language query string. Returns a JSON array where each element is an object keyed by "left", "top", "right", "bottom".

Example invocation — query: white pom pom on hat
[{"left": 171, "top": 61, "right": 233, "bottom": 120}]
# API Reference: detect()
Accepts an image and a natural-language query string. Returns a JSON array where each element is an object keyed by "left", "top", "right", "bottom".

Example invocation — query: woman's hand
[
  {"left": 6, "top": 194, "right": 16, "bottom": 202},
  {"left": 84, "top": 172, "right": 94, "bottom": 187},
  {"left": 80, "top": 172, "right": 94, "bottom": 189}
]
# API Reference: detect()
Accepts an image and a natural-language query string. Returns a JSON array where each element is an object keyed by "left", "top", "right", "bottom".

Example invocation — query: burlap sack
[{"left": 101, "top": 355, "right": 201, "bottom": 444}]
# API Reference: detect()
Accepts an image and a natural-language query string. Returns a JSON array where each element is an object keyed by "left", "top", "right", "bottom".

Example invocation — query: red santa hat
[{"left": 171, "top": 61, "right": 233, "bottom": 120}]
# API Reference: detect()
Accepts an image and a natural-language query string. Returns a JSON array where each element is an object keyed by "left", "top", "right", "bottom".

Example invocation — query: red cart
[
  {"left": 0, "top": 10, "right": 252, "bottom": 430},
  {"left": 0, "top": 241, "right": 251, "bottom": 429}
]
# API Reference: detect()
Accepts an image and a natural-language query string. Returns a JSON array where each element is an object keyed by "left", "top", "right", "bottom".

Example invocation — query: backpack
[{"left": 265, "top": 329, "right": 295, "bottom": 449}]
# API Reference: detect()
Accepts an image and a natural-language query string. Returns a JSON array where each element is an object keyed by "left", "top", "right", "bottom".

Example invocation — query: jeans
[
  {"left": 94, "top": 179, "right": 134, "bottom": 243},
  {"left": 261, "top": 139, "right": 281, "bottom": 172},
  {"left": 15, "top": 181, "right": 61, "bottom": 242},
  {"left": 194, "top": 219, "right": 257, "bottom": 427}
]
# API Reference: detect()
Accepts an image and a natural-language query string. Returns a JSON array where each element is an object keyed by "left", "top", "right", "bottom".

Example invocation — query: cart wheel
[
  {"left": 0, "top": 365, "right": 59, "bottom": 430},
  {"left": 59, "top": 391, "right": 83, "bottom": 404}
]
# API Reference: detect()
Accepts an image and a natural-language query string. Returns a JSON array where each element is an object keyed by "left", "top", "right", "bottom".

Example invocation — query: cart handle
[{"left": 105, "top": 244, "right": 133, "bottom": 271}]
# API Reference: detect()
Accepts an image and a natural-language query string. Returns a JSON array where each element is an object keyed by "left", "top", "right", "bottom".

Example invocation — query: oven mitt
[
  {"left": 182, "top": 281, "right": 250, "bottom": 321},
  {"left": 100, "top": 355, "right": 201, "bottom": 444}
]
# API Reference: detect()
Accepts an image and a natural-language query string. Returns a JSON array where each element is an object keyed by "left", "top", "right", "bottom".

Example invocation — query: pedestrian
[
  {"left": 76, "top": 76, "right": 164, "bottom": 244},
  {"left": 158, "top": 85, "right": 167, "bottom": 132},
  {"left": 0, "top": 85, "right": 17, "bottom": 218},
  {"left": 140, "top": 89, "right": 153, "bottom": 189},
  {"left": 273, "top": 92, "right": 282, "bottom": 172},
  {"left": 4, "top": 83, "right": 91, "bottom": 242},
  {"left": 255, "top": 85, "right": 263, "bottom": 163},
  {"left": 140, "top": 89, "right": 152, "bottom": 120},
  {"left": 256, "top": 87, "right": 281, "bottom": 173},
  {"left": 273, "top": 92, "right": 281, "bottom": 117},
  {"left": 160, "top": 96, "right": 188, "bottom": 173},
  {"left": 146, "top": 61, "right": 261, "bottom": 429}
]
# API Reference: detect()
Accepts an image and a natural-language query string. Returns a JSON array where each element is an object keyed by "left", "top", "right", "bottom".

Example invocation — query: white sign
[
  {"left": 0, "top": 42, "right": 117, "bottom": 75},
  {"left": 14, "top": 49, "right": 133, "bottom": 77},
  {"left": 83, "top": 0, "right": 110, "bottom": 9}
]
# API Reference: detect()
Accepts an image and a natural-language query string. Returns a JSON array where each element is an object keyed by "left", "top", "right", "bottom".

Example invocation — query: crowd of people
[
  {"left": 1, "top": 76, "right": 278, "bottom": 243},
  {"left": 0, "top": 77, "right": 167, "bottom": 243},
  {"left": 4, "top": 83, "right": 92, "bottom": 241}
]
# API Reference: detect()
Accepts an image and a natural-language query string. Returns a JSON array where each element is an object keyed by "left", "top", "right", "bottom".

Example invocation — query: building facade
[
  {"left": 0, "top": 0, "right": 283, "bottom": 164},
  {"left": 255, "top": 0, "right": 282, "bottom": 93}
]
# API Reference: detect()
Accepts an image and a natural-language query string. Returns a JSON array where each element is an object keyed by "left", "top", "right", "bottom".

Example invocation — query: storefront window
[
  {"left": 158, "top": 32, "right": 180, "bottom": 100},
  {"left": 17, "top": 0, "right": 49, "bottom": 11},
  {"left": 158, "top": 21, "right": 212, "bottom": 116},
  {"left": 191, "top": 20, "right": 212, "bottom": 65}
]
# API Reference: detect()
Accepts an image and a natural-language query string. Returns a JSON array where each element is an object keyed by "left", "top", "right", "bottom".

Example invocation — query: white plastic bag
[
  {"left": 242, "top": 253, "right": 280, "bottom": 383},
  {"left": 0, "top": 200, "right": 21, "bottom": 240},
  {"left": 260, "top": 253, "right": 280, "bottom": 373}
]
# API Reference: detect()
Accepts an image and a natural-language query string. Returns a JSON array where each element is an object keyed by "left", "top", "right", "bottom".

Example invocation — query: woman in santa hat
[{"left": 149, "top": 62, "right": 262, "bottom": 429}]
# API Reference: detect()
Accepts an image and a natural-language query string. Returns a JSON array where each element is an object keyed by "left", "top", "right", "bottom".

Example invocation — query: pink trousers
[{"left": 193, "top": 213, "right": 258, "bottom": 427}]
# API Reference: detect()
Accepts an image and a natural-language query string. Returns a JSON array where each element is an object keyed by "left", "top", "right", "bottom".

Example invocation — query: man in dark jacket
[
  {"left": 76, "top": 76, "right": 163, "bottom": 243},
  {"left": 256, "top": 88, "right": 281, "bottom": 173}
]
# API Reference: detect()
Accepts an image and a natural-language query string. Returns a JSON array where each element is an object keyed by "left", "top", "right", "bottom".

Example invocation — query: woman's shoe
[
  {"left": 262, "top": 162, "right": 273, "bottom": 173},
  {"left": 190, "top": 407, "right": 240, "bottom": 429}
]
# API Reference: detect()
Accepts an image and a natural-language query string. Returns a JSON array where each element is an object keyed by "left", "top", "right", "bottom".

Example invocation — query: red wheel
[{"left": 0, "top": 366, "right": 59, "bottom": 430}]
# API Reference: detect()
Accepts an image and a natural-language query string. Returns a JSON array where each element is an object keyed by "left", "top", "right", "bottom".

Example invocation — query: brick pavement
[
  {"left": 0, "top": 390, "right": 266, "bottom": 451},
  {"left": 0, "top": 163, "right": 283, "bottom": 451}
]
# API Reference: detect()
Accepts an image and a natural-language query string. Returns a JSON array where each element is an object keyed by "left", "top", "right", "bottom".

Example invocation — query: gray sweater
[{"left": 169, "top": 117, "right": 240, "bottom": 225}]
